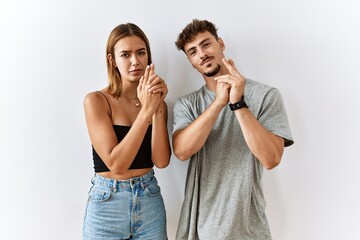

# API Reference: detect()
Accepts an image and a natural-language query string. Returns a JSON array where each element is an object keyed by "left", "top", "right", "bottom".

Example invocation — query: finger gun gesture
[{"left": 214, "top": 58, "right": 246, "bottom": 103}]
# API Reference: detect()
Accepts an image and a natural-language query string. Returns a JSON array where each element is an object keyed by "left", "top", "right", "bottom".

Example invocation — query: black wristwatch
[{"left": 229, "top": 96, "right": 248, "bottom": 111}]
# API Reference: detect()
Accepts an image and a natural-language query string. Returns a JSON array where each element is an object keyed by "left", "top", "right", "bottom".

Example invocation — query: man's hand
[
  {"left": 215, "top": 81, "right": 230, "bottom": 106},
  {"left": 214, "top": 58, "right": 246, "bottom": 103}
]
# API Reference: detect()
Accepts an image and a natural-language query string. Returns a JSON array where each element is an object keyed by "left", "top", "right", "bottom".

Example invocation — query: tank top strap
[{"left": 96, "top": 91, "right": 112, "bottom": 119}]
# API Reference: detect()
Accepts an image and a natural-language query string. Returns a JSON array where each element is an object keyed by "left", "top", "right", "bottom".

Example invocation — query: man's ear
[
  {"left": 107, "top": 53, "right": 116, "bottom": 67},
  {"left": 218, "top": 38, "right": 225, "bottom": 51}
]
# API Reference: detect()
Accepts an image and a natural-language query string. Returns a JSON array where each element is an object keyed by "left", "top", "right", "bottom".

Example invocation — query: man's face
[{"left": 183, "top": 31, "right": 225, "bottom": 77}]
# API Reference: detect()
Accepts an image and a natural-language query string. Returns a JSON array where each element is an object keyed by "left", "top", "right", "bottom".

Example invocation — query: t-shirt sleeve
[
  {"left": 172, "top": 97, "right": 195, "bottom": 134},
  {"left": 257, "top": 88, "right": 294, "bottom": 147}
]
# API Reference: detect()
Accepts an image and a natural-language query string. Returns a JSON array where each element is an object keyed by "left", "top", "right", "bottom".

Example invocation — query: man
[{"left": 172, "top": 19, "right": 294, "bottom": 240}]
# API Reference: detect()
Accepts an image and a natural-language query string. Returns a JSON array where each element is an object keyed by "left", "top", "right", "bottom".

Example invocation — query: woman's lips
[{"left": 129, "top": 69, "right": 143, "bottom": 75}]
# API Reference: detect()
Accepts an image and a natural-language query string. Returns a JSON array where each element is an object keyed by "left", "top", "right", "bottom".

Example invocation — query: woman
[{"left": 83, "top": 23, "right": 170, "bottom": 240}]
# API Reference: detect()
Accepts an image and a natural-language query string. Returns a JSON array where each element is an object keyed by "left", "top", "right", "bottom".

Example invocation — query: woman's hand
[
  {"left": 146, "top": 64, "right": 168, "bottom": 102},
  {"left": 137, "top": 64, "right": 162, "bottom": 116}
]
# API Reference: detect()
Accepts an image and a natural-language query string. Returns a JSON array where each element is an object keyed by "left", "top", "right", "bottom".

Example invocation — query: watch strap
[{"left": 229, "top": 96, "right": 248, "bottom": 111}]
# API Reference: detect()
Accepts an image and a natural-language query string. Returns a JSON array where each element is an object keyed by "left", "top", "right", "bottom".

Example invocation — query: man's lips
[{"left": 201, "top": 57, "right": 214, "bottom": 66}]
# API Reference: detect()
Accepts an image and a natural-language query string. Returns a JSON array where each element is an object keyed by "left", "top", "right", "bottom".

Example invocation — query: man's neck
[{"left": 204, "top": 77, "right": 217, "bottom": 92}]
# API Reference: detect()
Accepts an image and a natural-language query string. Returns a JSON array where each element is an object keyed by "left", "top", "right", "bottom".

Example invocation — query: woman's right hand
[{"left": 137, "top": 64, "right": 162, "bottom": 117}]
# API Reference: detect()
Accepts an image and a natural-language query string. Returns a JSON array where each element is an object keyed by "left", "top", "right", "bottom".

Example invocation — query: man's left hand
[{"left": 214, "top": 58, "right": 246, "bottom": 103}]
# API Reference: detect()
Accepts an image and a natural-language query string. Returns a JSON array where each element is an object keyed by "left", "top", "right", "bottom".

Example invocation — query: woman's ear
[{"left": 107, "top": 53, "right": 116, "bottom": 67}]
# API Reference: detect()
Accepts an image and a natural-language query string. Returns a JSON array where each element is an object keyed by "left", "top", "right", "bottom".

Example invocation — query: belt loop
[
  {"left": 140, "top": 181, "right": 145, "bottom": 189},
  {"left": 113, "top": 179, "right": 117, "bottom": 192},
  {"left": 130, "top": 178, "right": 136, "bottom": 187},
  {"left": 91, "top": 173, "right": 96, "bottom": 184},
  {"left": 141, "top": 174, "right": 147, "bottom": 189}
]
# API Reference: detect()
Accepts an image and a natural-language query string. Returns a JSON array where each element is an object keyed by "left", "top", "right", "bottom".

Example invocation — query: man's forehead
[{"left": 184, "top": 32, "right": 214, "bottom": 51}]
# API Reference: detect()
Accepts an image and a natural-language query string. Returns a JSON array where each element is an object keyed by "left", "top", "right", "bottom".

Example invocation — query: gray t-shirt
[{"left": 173, "top": 79, "right": 294, "bottom": 240}]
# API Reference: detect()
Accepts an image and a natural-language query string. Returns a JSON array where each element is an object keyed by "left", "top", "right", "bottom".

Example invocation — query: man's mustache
[{"left": 200, "top": 56, "right": 214, "bottom": 66}]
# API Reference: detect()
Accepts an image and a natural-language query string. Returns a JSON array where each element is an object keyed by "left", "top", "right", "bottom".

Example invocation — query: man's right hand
[{"left": 214, "top": 81, "right": 231, "bottom": 106}]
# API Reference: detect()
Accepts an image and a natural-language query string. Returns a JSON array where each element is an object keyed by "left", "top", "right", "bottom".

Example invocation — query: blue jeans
[{"left": 83, "top": 170, "right": 167, "bottom": 240}]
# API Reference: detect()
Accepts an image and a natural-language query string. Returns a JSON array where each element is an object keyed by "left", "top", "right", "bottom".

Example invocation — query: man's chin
[{"left": 204, "top": 64, "right": 221, "bottom": 77}]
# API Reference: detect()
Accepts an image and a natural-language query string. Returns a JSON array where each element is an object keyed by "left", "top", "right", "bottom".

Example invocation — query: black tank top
[
  {"left": 92, "top": 125, "right": 153, "bottom": 172},
  {"left": 92, "top": 91, "right": 153, "bottom": 172}
]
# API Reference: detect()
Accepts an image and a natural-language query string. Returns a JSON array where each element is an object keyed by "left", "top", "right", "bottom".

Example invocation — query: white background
[{"left": 1, "top": 0, "right": 359, "bottom": 239}]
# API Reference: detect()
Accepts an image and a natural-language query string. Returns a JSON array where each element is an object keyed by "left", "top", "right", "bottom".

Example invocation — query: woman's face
[{"left": 112, "top": 35, "right": 148, "bottom": 83}]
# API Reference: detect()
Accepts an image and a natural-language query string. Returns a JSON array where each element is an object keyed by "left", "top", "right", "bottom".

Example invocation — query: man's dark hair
[{"left": 175, "top": 19, "right": 218, "bottom": 52}]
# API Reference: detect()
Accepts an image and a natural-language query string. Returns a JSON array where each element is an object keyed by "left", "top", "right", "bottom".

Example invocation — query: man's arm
[
  {"left": 215, "top": 58, "right": 284, "bottom": 169},
  {"left": 173, "top": 83, "right": 229, "bottom": 161},
  {"left": 234, "top": 108, "right": 285, "bottom": 169}
]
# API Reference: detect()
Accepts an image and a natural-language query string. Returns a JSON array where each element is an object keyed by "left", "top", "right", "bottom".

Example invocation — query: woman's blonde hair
[{"left": 106, "top": 23, "right": 152, "bottom": 98}]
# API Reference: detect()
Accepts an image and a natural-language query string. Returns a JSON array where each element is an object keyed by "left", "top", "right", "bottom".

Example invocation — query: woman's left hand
[{"left": 146, "top": 64, "right": 168, "bottom": 102}]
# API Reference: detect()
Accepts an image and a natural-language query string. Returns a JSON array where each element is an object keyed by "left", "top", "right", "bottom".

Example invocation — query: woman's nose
[{"left": 130, "top": 54, "right": 139, "bottom": 65}]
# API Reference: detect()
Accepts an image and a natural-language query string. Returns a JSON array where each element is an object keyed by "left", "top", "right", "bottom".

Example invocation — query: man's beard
[{"left": 204, "top": 64, "right": 221, "bottom": 77}]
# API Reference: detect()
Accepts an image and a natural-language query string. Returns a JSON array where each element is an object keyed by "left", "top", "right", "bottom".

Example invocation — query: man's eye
[{"left": 121, "top": 53, "right": 129, "bottom": 58}]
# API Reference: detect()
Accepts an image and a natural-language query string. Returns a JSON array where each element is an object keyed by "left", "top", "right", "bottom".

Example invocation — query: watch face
[{"left": 229, "top": 99, "right": 248, "bottom": 111}]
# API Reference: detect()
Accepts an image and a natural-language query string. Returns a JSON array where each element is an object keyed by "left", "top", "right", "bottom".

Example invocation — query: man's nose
[{"left": 199, "top": 49, "right": 207, "bottom": 60}]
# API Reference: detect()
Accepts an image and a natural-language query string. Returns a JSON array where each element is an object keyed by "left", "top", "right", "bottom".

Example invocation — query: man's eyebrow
[
  {"left": 186, "top": 38, "right": 211, "bottom": 55},
  {"left": 186, "top": 46, "right": 196, "bottom": 55},
  {"left": 199, "top": 38, "right": 211, "bottom": 45}
]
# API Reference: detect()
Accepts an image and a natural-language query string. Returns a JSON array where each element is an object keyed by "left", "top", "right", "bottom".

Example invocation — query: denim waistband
[{"left": 92, "top": 170, "right": 155, "bottom": 192}]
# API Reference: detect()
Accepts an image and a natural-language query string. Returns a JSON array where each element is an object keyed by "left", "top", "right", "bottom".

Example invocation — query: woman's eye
[{"left": 120, "top": 53, "right": 129, "bottom": 58}]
